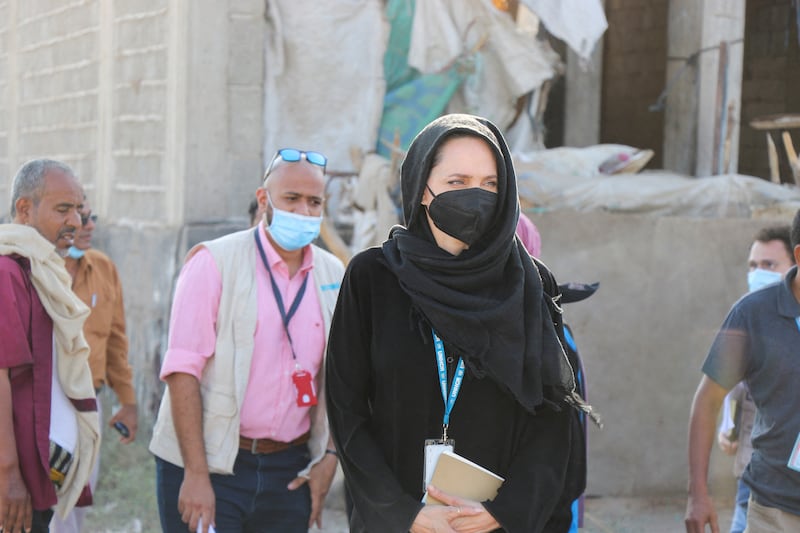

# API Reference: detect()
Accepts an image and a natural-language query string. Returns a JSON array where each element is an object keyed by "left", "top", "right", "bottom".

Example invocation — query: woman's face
[
  {"left": 421, "top": 136, "right": 498, "bottom": 204},
  {"left": 420, "top": 136, "right": 499, "bottom": 255}
]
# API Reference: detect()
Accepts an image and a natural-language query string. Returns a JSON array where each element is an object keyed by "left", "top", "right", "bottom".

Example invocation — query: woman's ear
[{"left": 421, "top": 185, "right": 433, "bottom": 207}]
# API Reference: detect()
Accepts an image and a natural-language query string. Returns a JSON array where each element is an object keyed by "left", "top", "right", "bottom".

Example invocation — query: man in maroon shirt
[{"left": 0, "top": 159, "right": 91, "bottom": 533}]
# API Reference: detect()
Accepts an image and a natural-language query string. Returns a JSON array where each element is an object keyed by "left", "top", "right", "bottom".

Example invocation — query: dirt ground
[{"left": 82, "top": 421, "right": 734, "bottom": 533}]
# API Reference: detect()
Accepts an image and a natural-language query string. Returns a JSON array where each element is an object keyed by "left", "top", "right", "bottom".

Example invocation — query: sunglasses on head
[
  {"left": 81, "top": 213, "right": 98, "bottom": 226},
  {"left": 265, "top": 148, "right": 327, "bottom": 178}
]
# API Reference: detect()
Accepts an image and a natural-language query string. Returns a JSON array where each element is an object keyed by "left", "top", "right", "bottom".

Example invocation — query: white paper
[{"left": 197, "top": 519, "right": 216, "bottom": 533}]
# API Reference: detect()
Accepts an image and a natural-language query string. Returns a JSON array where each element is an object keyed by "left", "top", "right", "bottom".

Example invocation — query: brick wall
[
  {"left": 0, "top": 0, "right": 268, "bottom": 419},
  {"left": 738, "top": 0, "right": 799, "bottom": 181},
  {"left": 600, "top": 0, "right": 669, "bottom": 168},
  {"left": 0, "top": 0, "right": 174, "bottom": 221},
  {"left": 111, "top": 0, "right": 170, "bottom": 220},
  {"left": 0, "top": 1, "right": 9, "bottom": 210}
]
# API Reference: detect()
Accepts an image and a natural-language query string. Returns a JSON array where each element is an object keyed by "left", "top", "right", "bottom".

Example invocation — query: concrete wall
[
  {"left": 529, "top": 210, "right": 788, "bottom": 496},
  {"left": 664, "top": 0, "right": 746, "bottom": 176},
  {"left": 0, "top": 0, "right": 267, "bottom": 415}
]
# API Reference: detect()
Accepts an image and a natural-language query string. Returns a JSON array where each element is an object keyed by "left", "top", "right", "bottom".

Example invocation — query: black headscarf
[{"left": 381, "top": 114, "right": 576, "bottom": 413}]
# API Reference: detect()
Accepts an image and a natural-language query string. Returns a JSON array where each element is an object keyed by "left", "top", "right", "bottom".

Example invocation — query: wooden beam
[
  {"left": 782, "top": 130, "right": 799, "bottom": 185},
  {"left": 766, "top": 133, "right": 780, "bottom": 184}
]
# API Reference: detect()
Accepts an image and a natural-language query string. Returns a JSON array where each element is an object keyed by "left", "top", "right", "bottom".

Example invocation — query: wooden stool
[{"left": 749, "top": 113, "right": 800, "bottom": 185}]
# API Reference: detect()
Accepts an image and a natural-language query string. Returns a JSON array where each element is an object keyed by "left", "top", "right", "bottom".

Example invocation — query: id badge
[
  {"left": 292, "top": 370, "right": 318, "bottom": 407},
  {"left": 787, "top": 432, "right": 800, "bottom": 472},
  {"left": 423, "top": 438, "right": 455, "bottom": 492}
]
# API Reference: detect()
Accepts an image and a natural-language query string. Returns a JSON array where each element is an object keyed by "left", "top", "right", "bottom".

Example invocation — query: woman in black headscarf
[{"left": 326, "top": 114, "right": 587, "bottom": 533}]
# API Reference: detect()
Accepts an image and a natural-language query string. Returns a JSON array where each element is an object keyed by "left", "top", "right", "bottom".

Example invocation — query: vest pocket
[{"left": 200, "top": 388, "right": 238, "bottom": 454}]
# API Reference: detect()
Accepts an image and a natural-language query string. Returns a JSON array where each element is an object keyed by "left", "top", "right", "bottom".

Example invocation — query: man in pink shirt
[{"left": 149, "top": 149, "right": 345, "bottom": 533}]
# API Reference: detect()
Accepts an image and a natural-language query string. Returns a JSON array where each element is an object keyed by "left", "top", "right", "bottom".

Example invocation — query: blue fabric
[
  {"left": 376, "top": 70, "right": 464, "bottom": 159},
  {"left": 730, "top": 477, "right": 751, "bottom": 533},
  {"left": 383, "top": 0, "right": 418, "bottom": 90},
  {"left": 565, "top": 324, "right": 585, "bottom": 530},
  {"left": 568, "top": 499, "right": 579, "bottom": 532},
  {"left": 155, "top": 446, "right": 311, "bottom": 533}
]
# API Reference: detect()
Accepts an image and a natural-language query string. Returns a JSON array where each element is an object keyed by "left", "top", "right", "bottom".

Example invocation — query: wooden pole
[
  {"left": 712, "top": 41, "right": 729, "bottom": 175},
  {"left": 782, "top": 130, "right": 799, "bottom": 185}
]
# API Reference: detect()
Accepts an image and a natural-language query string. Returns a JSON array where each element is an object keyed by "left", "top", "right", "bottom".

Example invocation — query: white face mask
[{"left": 747, "top": 268, "right": 783, "bottom": 292}]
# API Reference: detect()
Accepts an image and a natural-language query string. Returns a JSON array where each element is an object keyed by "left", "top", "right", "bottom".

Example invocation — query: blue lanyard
[
  {"left": 254, "top": 229, "right": 308, "bottom": 360},
  {"left": 796, "top": 317, "right": 800, "bottom": 332},
  {"left": 432, "top": 331, "right": 465, "bottom": 432}
]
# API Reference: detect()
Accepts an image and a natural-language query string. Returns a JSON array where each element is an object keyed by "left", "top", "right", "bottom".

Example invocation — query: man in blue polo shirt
[{"left": 685, "top": 208, "right": 800, "bottom": 533}]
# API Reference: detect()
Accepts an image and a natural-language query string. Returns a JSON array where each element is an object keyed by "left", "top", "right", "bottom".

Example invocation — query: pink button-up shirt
[{"left": 160, "top": 223, "right": 324, "bottom": 441}]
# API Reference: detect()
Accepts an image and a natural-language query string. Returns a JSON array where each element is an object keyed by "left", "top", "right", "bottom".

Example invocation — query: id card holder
[
  {"left": 292, "top": 370, "right": 318, "bottom": 407},
  {"left": 423, "top": 438, "right": 455, "bottom": 492},
  {"left": 787, "top": 432, "right": 800, "bottom": 472}
]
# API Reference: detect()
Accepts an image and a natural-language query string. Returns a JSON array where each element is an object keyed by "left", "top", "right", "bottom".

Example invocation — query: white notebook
[{"left": 424, "top": 450, "right": 505, "bottom": 505}]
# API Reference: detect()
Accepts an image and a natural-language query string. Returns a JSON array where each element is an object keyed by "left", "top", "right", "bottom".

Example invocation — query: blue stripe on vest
[{"left": 320, "top": 282, "right": 340, "bottom": 291}]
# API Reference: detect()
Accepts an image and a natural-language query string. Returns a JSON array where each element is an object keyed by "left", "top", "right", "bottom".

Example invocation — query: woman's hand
[
  {"left": 424, "top": 485, "right": 501, "bottom": 533},
  {"left": 410, "top": 501, "right": 481, "bottom": 533}
]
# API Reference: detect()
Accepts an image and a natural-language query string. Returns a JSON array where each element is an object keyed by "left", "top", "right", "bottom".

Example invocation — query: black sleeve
[
  {"left": 482, "top": 402, "right": 582, "bottom": 532},
  {"left": 325, "top": 254, "right": 424, "bottom": 532}
]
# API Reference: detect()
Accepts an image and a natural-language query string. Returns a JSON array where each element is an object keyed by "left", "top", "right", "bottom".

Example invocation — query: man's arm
[
  {"left": 165, "top": 372, "right": 215, "bottom": 533},
  {"left": 685, "top": 375, "right": 729, "bottom": 533},
  {"left": 0, "top": 369, "right": 32, "bottom": 533}
]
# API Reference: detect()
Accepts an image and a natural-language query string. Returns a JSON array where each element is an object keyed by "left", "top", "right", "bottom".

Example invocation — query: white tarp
[
  {"left": 516, "top": 145, "right": 800, "bottom": 218},
  {"left": 263, "top": 0, "right": 387, "bottom": 173},
  {"left": 408, "top": 0, "right": 560, "bottom": 130},
  {"left": 522, "top": 0, "right": 607, "bottom": 61}
]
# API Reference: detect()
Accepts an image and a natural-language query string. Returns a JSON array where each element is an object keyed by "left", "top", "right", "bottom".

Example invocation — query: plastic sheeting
[
  {"left": 263, "top": 0, "right": 387, "bottom": 173},
  {"left": 376, "top": 0, "right": 466, "bottom": 159},
  {"left": 408, "top": 0, "right": 560, "bottom": 130},
  {"left": 517, "top": 151, "right": 800, "bottom": 218},
  {"left": 522, "top": 0, "right": 607, "bottom": 61}
]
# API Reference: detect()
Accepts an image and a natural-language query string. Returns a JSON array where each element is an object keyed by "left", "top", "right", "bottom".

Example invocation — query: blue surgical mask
[
  {"left": 67, "top": 245, "right": 85, "bottom": 259},
  {"left": 266, "top": 196, "right": 322, "bottom": 251},
  {"left": 747, "top": 268, "right": 782, "bottom": 292}
]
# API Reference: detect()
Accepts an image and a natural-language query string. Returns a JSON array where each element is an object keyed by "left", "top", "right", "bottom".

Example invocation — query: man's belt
[{"left": 239, "top": 431, "right": 311, "bottom": 455}]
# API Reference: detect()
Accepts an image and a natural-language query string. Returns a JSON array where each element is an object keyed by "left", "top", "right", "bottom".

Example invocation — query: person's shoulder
[
  {"left": 734, "top": 283, "right": 780, "bottom": 310},
  {"left": 0, "top": 254, "right": 27, "bottom": 275},
  {"left": 198, "top": 228, "right": 255, "bottom": 262},
  {"left": 0, "top": 255, "right": 31, "bottom": 295},
  {"left": 311, "top": 243, "right": 345, "bottom": 271},
  {"left": 209, "top": 227, "right": 254, "bottom": 247},
  {"left": 84, "top": 248, "right": 114, "bottom": 266},
  {"left": 347, "top": 246, "right": 384, "bottom": 272},
  {"left": 83, "top": 248, "right": 122, "bottom": 279}
]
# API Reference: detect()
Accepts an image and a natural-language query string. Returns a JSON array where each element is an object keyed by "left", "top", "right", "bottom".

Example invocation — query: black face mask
[{"left": 425, "top": 186, "right": 498, "bottom": 246}]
